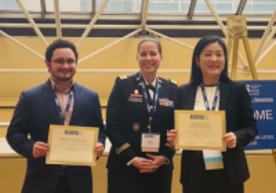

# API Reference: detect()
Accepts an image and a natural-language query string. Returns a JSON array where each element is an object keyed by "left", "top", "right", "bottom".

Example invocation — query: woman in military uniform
[{"left": 106, "top": 37, "right": 177, "bottom": 193}]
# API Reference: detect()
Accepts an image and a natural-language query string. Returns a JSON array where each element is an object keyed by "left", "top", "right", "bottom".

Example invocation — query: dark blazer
[
  {"left": 6, "top": 80, "right": 106, "bottom": 193},
  {"left": 106, "top": 73, "right": 177, "bottom": 172},
  {"left": 177, "top": 81, "right": 258, "bottom": 186}
]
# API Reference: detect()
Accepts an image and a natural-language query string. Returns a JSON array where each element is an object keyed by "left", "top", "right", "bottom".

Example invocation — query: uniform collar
[
  {"left": 135, "top": 73, "right": 163, "bottom": 88},
  {"left": 143, "top": 75, "right": 157, "bottom": 87}
]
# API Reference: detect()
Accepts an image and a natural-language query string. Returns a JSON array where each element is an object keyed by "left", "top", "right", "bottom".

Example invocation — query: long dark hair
[{"left": 190, "top": 36, "right": 230, "bottom": 85}]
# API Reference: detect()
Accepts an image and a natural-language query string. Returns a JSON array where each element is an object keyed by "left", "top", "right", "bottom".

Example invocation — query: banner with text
[{"left": 244, "top": 80, "right": 276, "bottom": 150}]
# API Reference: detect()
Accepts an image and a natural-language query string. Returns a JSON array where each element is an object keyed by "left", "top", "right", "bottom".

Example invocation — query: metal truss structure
[{"left": 0, "top": 0, "right": 276, "bottom": 74}]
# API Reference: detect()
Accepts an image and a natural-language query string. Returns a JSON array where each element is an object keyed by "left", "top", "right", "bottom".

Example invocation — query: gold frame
[
  {"left": 46, "top": 125, "right": 99, "bottom": 166},
  {"left": 175, "top": 110, "right": 226, "bottom": 151}
]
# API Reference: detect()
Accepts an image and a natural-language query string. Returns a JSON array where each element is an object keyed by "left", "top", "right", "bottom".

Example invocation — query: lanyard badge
[
  {"left": 139, "top": 73, "right": 160, "bottom": 152},
  {"left": 200, "top": 83, "right": 220, "bottom": 111},
  {"left": 139, "top": 72, "right": 159, "bottom": 133},
  {"left": 201, "top": 83, "right": 224, "bottom": 170}
]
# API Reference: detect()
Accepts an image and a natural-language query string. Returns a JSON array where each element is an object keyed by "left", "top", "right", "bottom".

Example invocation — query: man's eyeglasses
[{"left": 52, "top": 58, "right": 76, "bottom": 65}]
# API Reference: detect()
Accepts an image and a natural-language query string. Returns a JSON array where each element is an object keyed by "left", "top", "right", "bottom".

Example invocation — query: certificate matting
[
  {"left": 46, "top": 125, "right": 99, "bottom": 166},
  {"left": 175, "top": 110, "right": 226, "bottom": 151}
]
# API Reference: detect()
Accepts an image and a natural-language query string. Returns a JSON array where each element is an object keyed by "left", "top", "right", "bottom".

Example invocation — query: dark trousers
[
  {"left": 183, "top": 177, "right": 244, "bottom": 193},
  {"left": 54, "top": 175, "right": 73, "bottom": 193},
  {"left": 108, "top": 167, "right": 172, "bottom": 193},
  {"left": 182, "top": 152, "right": 244, "bottom": 193}
]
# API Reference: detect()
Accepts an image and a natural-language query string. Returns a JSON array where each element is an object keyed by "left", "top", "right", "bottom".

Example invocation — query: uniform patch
[
  {"left": 118, "top": 74, "right": 127, "bottom": 80},
  {"left": 159, "top": 98, "right": 174, "bottom": 107},
  {"left": 170, "top": 79, "right": 177, "bottom": 84}
]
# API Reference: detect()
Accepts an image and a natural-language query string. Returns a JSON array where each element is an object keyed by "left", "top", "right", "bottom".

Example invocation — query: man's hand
[
  {"left": 33, "top": 142, "right": 49, "bottom": 158},
  {"left": 94, "top": 142, "right": 104, "bottom": 157}
]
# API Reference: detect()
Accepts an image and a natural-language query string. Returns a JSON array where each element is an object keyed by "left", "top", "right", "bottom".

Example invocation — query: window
[
  {"left": 96, "top": 0, "right": 139, "bottom": 13},
  {"left": 244, "top": 0, "right": 276, "bottom": 13},
  {"left": 0, "top": 0, "right": 275, "bottom": 15},
  {"left": 45, "top": 0, "right": 92, "bottom": 12},
  {"left": 81, "top": 0, "right": 92, "bottom": 12},
  {"left": 0, "top": 0, "right": 41, "bottom": 11}
]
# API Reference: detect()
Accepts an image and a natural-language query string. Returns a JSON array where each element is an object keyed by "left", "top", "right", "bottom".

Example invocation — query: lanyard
[
  {"left": 200, "top": 83, "right": 220, "bottom": 111},
  {"left": 140, "top": 73, "right": 159, "bottom": 132},
  {"left": 54, "top": 90, "right": 73, "bottom": 123}
]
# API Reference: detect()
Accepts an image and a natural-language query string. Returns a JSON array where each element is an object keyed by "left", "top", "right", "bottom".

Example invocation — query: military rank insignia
[
  {"left": 159, "top": 98, "right": 174, "bottom": 107},
  {"left": 133, "top": 123, "right": 140, "bottom": 132}
]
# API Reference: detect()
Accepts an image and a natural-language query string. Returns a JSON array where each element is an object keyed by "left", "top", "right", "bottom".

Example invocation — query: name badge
[
  {"left": 203, "top": 150, "right": 224, "bottom": 170},
  {"left": 129, "top": 93, "right": 143, "bottom": 103},
  {"left": 141, "top": 133, "right": 160, "bottom": 152}
]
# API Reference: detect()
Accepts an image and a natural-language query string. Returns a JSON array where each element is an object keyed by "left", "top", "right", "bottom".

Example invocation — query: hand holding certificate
[
  {"left": 46, "top": 125, "right": 99, "bottom": 166},
  {"left": 175, "top": 110, "right": 226, "bottom": 151}
]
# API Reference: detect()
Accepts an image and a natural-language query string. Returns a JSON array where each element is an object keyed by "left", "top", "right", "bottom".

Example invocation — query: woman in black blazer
[{"left": 168, "top": 36, "right": 258, "bottom": 193}]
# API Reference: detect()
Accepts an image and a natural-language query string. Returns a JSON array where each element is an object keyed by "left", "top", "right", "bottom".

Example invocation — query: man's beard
[{"left": 52, "top": 72, "right": 75, "bottom": 82}]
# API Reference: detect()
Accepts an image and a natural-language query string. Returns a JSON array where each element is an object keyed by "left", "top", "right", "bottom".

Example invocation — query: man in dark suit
[{"left": 6, "top": 39, "right": 106, "bottom": 193}]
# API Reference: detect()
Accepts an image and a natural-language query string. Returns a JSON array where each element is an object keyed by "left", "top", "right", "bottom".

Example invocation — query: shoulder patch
[
  {"left": 118, "top": 74, "right": 127, "bottom": 80},
  {"left": 170, "top": 79, "right": 177, "bottom": 85}
]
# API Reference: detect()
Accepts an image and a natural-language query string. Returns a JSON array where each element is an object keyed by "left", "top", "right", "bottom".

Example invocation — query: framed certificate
[
  {"left": 175, "top": 110, "right": 226, "bottom": 151},
  {"left": 46, "top": 125, "right": 99, "bottom": 166}
]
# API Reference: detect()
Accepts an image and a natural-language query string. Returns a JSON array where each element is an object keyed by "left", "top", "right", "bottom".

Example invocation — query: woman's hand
[
  {"left": 132, "top": 157, "right": 157, "bottom": 172},
  {"left": 167, "top": 129, "right": 178, "bottom": 146},
  {"left": 223, "top": 132, "right": 237, "bottom": 149},
  {"left": 138, "top": 154, "right": 167, "bottom": 173}
]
